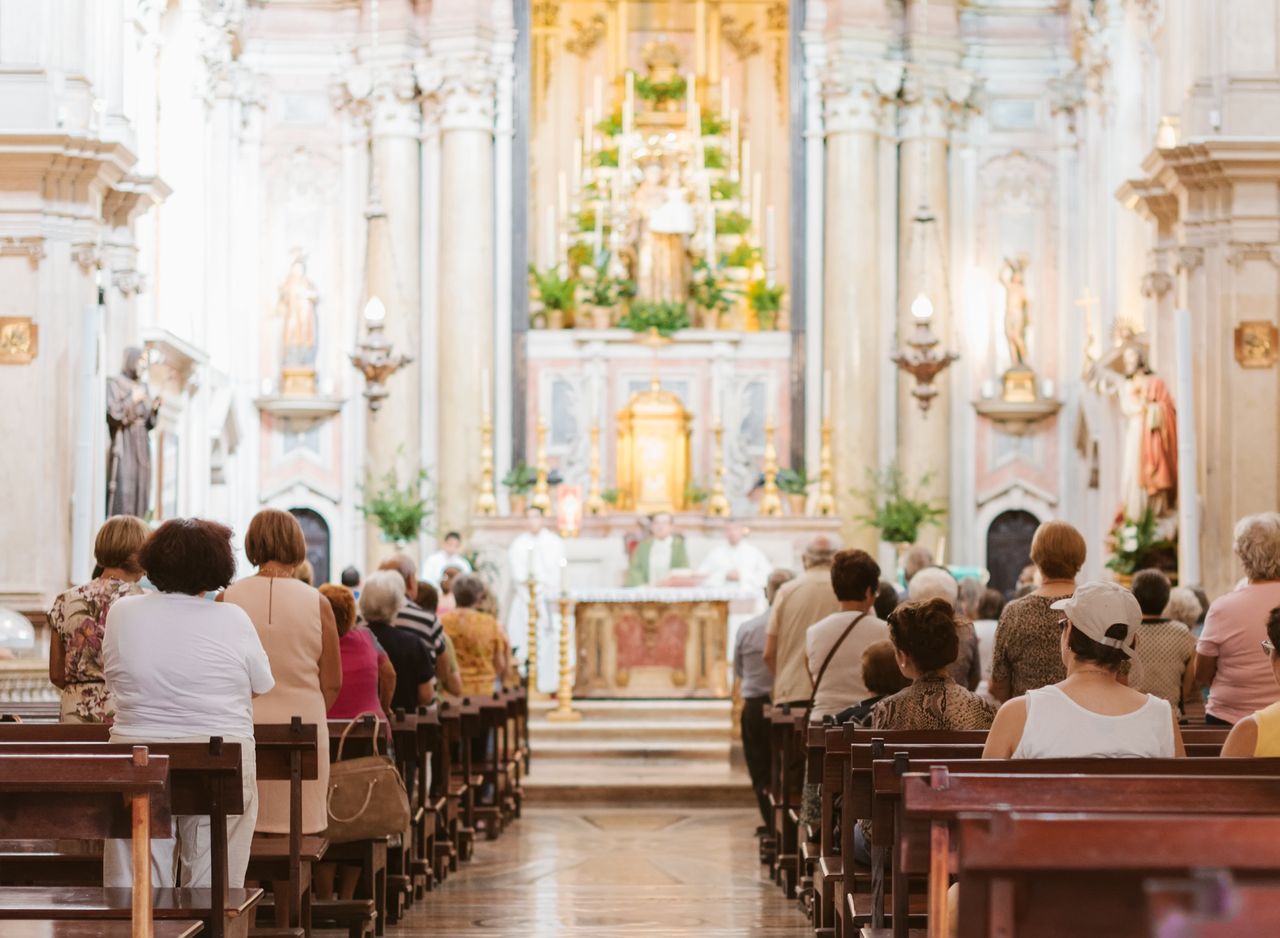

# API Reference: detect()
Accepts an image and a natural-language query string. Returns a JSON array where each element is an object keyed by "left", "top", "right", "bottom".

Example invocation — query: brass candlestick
[
  {"left": 525, "top": 573, "right": 545, "bottom": 699},
  {"left": 531, "top": 418, "right": 552, "bottom": 513},
  {"left": 759, "top": 418, "right": 783, "bottom": 517},
  {"left": 816, "top": 418, "right": 836, "bottom": 517},
  {"left": 476, "top": 415, "right": 498, "bottom": 516},
  {"left": 705, "top": 421, "right": 731, "bottom": 517},
  {"left": 545, "top": 590, "right": 582, "bottom": 722},
  {"left": 585, "top": 422, "right": 606, "bottom": 515}
]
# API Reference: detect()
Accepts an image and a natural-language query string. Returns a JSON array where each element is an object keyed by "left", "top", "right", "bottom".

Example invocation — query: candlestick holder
[
  {"left": 816, "top": 418, "right": 836, "bottom": 517},
  {"left": 759, "top": 418, "right": 783, "bottom": 517},
  {"left": 545, "top": 591, "right": 582, "bottom": 722},
  {"left": 585, "top": 422, "right": 606, "bottom": 515},
  {"left": 531, "top": 418, "right": 552, "bottom": 513},
  {"left": 476, "top": 415, "right": 498, "bottom": 516},
  {"left": 705, "top": 422, "right": 731, "bottom": 517},
  {"left": 525, "top": 574, "right": 546, "bottom": 699}
]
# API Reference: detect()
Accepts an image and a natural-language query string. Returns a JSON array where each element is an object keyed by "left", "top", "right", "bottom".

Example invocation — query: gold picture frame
[
  {"left": 1235, "top": 320, "right": 1279, "bottom": 369},
  {"left": 0, "top": 317, "right": 37, "bottom": 364}
]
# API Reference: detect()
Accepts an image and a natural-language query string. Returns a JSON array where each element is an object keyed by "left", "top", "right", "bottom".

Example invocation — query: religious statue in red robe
[{"left": 1118, "top": 344, "right": 1177, "bottom": 523}]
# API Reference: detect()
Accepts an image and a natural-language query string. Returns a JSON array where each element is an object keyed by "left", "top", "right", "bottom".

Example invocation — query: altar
[{"left": 570, "top": 586, "right": 756, "bottom": 699}]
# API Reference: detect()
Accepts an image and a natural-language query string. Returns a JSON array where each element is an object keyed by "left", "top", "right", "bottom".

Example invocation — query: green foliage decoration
[
  {"left": 618, "top": 300, "right": 691, "bottom": 338},
  {"left": 855, "top": 466, "right": 946, "bottom": 545},
  {"left": 358, "top": 467, "right": 434, "bottom": 545}
]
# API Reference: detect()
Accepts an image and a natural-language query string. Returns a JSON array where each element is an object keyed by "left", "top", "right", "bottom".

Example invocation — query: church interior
[{"left": 3, "top": 0, "right": 1280, "bottom": 936}]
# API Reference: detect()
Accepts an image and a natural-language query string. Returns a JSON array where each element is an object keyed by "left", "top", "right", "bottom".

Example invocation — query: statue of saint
[
  {"left": 276, "top": 250, "right": 319, "bottom": 368},
  {"left": 106, "top": 347, "right": 160, "bottom": 518},
  {"left": 633, "top": 159, "right": 695, "bottom": 303},
  {"left": 1117, "top": 340, "right": 1178, "bottom": 523},
  {"left": 999, "top": 255, "right": 1031, "bottom": 368}
]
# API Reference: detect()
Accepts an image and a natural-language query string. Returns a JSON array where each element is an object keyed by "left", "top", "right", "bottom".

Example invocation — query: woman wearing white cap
[{"left": 982, "top": 581, "right": 1186, "bottom": 759}]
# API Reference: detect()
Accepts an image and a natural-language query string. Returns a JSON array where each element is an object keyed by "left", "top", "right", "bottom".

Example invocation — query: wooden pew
[
  {"left": 903, "top": 767, "right": 1280, "bottom": 938},
  {"left": 0, "top": 735, "right": 255, "bottom": 938},
  {"left": 0, "top": 749, "right": 208, "bottom": 938},
  {"left": 1146, "top": 872, "right": 1280, "bottom": 936},
  {"left": 953, "top": 812, "right": 1280, "bottom": 938},
  {"left": 321, "top": 717, "right": 387, "bottom": 938},
  {"left": 765, "top": 705, "right": 806, "bottom": 898}
]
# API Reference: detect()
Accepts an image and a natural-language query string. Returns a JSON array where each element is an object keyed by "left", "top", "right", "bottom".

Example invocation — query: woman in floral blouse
[
  {"left": 47, "top": 515, "right": 151, "bottom": 722},
  {"left": 440, "top": 575, "right": 508, "bottom": 696}
]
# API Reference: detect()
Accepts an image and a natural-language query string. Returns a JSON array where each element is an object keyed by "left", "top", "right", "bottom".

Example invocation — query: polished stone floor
[{"left": 369, "top": 806, "right": 810, "bottom": 937}]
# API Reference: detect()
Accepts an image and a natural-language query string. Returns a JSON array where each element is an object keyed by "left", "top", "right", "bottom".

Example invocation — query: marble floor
[{"left": 367, "top": 806, "right": 811, "bottom": 937}]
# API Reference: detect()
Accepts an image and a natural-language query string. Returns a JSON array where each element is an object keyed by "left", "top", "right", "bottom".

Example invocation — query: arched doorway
[
  {"left": 986, "top": 510, "right": 1040, "bottom": 598},
  {"left": 289, "top": 508, "right": 331, "bottom": 586}
]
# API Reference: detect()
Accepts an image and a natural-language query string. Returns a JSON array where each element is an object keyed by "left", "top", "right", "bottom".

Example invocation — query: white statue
[{"left": 633, "top": 159, "right": 695, "bottom": 303}]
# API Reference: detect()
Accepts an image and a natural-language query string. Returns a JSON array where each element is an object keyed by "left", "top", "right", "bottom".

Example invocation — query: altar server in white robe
[
  {"left": 507, "top": 506, "right": 566, "bottom": 694},
  {"left": 699, "top": 520, "right": 772, "bottom": 600}
]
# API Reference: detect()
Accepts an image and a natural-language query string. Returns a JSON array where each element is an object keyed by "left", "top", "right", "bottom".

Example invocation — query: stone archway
[{"left": 986, "top": 509, "right": 1040, "bottom": 598}]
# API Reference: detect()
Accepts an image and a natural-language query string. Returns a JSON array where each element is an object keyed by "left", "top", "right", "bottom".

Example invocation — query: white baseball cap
[{"left": 1050, "top": 581, "right": 1141, "bottom": 657}]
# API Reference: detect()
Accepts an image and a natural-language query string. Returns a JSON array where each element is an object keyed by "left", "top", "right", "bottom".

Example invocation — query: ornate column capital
[
  {"left": 1175, "top": 245, "right": 1205, "bottom": 274},
  {"left": 898, "top": 65, "right": 977, "bottom": 141},
  {"left": 416, "top": 43, "right": 498, "bottom": 135},
  {"left": 1140, "top": 269, "right": 1174, "bottom": 299},
  {"left": 821, "top": 58, "right": 903, "bottom": 137}
]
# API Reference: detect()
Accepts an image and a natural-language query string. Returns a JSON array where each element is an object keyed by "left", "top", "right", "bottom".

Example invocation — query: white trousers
[{"left": 103, "top": 733, "right": 258, "bottom": 889}]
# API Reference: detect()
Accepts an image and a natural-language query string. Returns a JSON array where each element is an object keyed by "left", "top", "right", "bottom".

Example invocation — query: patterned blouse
[
  {"left": 871, "top": 674, "right": 997, "bottom": 731},
  {"left": 440, "top": 607, "right": 503, "bottom": 696},
  {"left": 991, "top": 593, "right": 1068, "bottom": 698},
  {"left": 48, "top": 577, "right": 141, "bottom": 722}
]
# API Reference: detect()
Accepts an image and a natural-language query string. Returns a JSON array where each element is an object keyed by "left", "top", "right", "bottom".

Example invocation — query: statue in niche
[
  {"left": 106, "top": 347, "right": 160, "bottom": 518},
  {"left": 999, "top": 255, "right": 1031, "bottom": 368},
  {"left": 1114, "top": 334, "right": 1178, "bottom": 526},
  {"left": 276, "top": 249, "right": 319, "bottom": 396},
  {"left": 631, "top": 156, "right": 695, "bottom": 304}
]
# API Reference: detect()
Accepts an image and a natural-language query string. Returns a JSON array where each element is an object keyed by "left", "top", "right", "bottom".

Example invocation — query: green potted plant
[
  {"left": 601, "top": 488, "right": 621, "bottom": 507},
  {"left": 579, "top": 252, "right": 636, "bottom": 329},
  {"left": 856, "top": 466, "right": 946, "bottom": 554},
  {"left": 720, "top": 241, "right": 759, "bottom": 283},
  {"left": 618, "top": 300, "right": 691, "bottom": 338},
  {"left": 529, "top": 264, "right": 577, "bottom": 329},
  {"left": 596, "top": 112, "right": 623, "bottom": 137},
  {"left": 592, "top": 147, "right": 619, "bottom": 168},
  {"left": 710, "top": 177, "right": 740, "bottom": 201},
  {"left": 502, "top": 462, "right": 537, "bottom": 515},
  {"left": 776, "top": 467, "right": 811, "bottom": 516},
  {"left": 358, "top": 466, "right": 435, "bottom": 547},
  {"left": 716, "top": 210, "right": 750, "bottom": 237},
  {"left": 703, "top": 146, "right": 727, "bottom": 170},
  {"left": 635, "top": 73, "right": 688, "bottom": 109},
  {"left": 689, "top": 258, "right": 739, "bottom": 329},
  {"left": 701, "top": 111, "right": 727, "bottom": 137},
  {"left": 747, "top": 280, "right": 785, "bottom": 330}
]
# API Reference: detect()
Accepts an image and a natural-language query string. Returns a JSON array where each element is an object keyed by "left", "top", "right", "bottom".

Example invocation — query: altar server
[
  {"left": 507, "top": 506, "right": 566, "bottom": 694},
  {"left": 698, "top": 520, "right": 771, "bottom": 598},
  {"left": 421, "top": 531, "right": 472, "bottom": 587}
]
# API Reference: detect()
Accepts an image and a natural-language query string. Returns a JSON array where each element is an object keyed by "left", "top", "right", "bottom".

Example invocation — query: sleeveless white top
[{"left": 1012, "top": 684, "right": 1175, "bottom": 759}]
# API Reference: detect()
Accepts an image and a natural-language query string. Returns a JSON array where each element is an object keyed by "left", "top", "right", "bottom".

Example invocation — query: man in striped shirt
[{"left": 379, "top": 554, "right": 444, "bottom": 658}]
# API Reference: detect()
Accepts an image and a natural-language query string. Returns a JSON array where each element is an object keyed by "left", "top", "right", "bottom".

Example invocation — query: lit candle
[{"left": 560, "top": 557, "right": 568, "bottom": 595}]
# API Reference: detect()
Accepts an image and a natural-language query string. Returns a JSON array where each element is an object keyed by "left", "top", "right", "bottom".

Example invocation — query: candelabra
[
  {"left": 545, "top": 590, "right": 581, "bottom": 722},
  {"left": 758, "top": 418, "right": 783, "bottom": 517},
  {"left": 531, "top": 419, "right": 552, "bottom": 513},
  {"left": 585, "top": 422, "right": 606, "bottom": 515},
  {"left": 815, "top": 419, "right": 836, "bottom": 517},
  {"left": 349, "top": 297, "right": 412, "bottom": 412},
  {"left": 476, "top": 416, "right": 498, "bottom": 516},
  {"left": 705, "top": 422, "right": 731, "bottom": 517},
  {"left": 525, "top": 574, "right": 544, "bottom": 698}
]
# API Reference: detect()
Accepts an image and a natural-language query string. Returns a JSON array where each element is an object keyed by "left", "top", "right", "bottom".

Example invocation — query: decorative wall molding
[
  {"left": 71, "top": 242, "right": 101, "bottom": 274},
  {"left": 112, "top": 269, "right": 146, "bottom": 297},
  {"left": 564, "top": 12, "right": 605, "bottom": 58},
  {"left": 1140, "top": 269, "right": 1173, "bottom": 298},
  {"left": 821, "top": 59, "right": 903, "bottom": 137},
  {"left": 0, "top": 237, "right": 46, "bottom": 268},
  {"left": 1175, "top": 245, "right": 1204, "bottom": 274},
  {"left": 721, "top": 15, "right": 762, "bottom": 61},
  {"left": 1226, "top": 241, "right": 1280, "bottom": 271},
  {"left": 416, "top": 46, "right": 498, "bottom": 135}
]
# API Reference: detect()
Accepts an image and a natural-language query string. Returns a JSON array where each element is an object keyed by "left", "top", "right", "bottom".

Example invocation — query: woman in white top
[
  {"left": 103, "top": 518, "right": 275, "bottom": 889},
  {"left": 983, "top": 581, "right": 1185, "bottom": 759}
]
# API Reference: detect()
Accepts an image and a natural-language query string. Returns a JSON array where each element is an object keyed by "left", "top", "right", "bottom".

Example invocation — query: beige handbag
[{"left": 325, "top": 713, "right": 410, "bottom": 844}]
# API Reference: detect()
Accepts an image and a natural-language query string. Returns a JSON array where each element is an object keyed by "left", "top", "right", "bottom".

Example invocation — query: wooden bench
[
  {"left": 1147, "top": 872, "right": 1280, "bottom": 936},
  {"left": 0, "top": 736, "right": 254, "bottom": 938},
  {"left": 3, "top": 923, "right": 205, "bottom": 938},
  {"left": 0, "top": 749, "right": 210, "bottom": 938},
  {"left": 953, "top": 812, "right": 1280, "bottom": 938},
  {"left": 904, "top": 767, "right": 1280, "bottom": 938}
]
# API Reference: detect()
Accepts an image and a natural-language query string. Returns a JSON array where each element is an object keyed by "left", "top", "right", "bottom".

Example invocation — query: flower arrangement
[
  {"left": 359, "top": 466, "right": 434, "bottom": 545},
  {"left": 635, "top": 74, "right": 688, "bottom": 104},
  {"left": 529, "top": 264, "right": 577, "bottom": 324},
  {"left": 856, "top": 466, "right": 946, "bottom": 545},
  {"left": 580, "top": 252, "right": 636, "bottom": 310},
  {"left": 716, "top": 210, "right": 750, "bottom": 236},
  {"left": 747, "top": 280, "right": 785, "bottom": 330},
  {"left": 618, "top": 300, "right": 691, "bottom": 338},
  {"left": 502, "top": 462, "right": 537, "bottom": 495},
  {"left": 703, "top": 146, "right": 727, "bottom": 170},
  {"left": 1106, "top": 508, "right": 1177, "bottom": 576},
  {"left": 688, "top": 258, "right": 739, "bottom": 322}
]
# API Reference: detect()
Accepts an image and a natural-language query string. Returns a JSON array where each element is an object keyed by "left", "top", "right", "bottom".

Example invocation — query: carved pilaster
[
  {"left": 899, "top": 66, "right": 977, "bottom": 141},
  {"left": 416, "top": 48, "right": 498, "bottom": 135},
  {"left": 822, "top": 59, "right": 903, "bottom": 138},
  {"left": 1140, "top": 269, "right": 1173, "bottom": 299}
]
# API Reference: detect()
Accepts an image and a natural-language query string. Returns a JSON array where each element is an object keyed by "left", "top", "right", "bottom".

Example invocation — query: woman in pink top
[
  {"left": 1195, "top": 513, "right": 1280, "bottom": 725},
  {"left": 320, "top": 584, "right": 394, "bottom": 721}
]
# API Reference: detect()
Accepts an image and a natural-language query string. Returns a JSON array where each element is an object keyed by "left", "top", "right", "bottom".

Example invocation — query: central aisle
[{"left": 379, "top": 806, "right": 811, "bottom": 937}]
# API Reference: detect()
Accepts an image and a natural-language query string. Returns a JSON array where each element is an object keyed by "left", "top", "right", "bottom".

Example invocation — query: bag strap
[
  {"left": 805, "top": 611, "right": 870, "bottom": 715},
  {"left": 327, "top": 778, "right": 378, "bottom": 823},
  {"left": 335, "top": 711, "right": 381, "bottom": 762}
]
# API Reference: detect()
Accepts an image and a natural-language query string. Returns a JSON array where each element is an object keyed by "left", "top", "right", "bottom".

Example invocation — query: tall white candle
[
  {"left": 729, "top": 110, "right": 740, "bottom": 176},
  {"left": 593, "top": 76, "right": 604, "bottom": 121},
  {"left": 482, "top": 368, "right": 491, "bottom": 418},
  {"left": 558, "top": 171, "right": 568, "bottom": 226},
  {"left": 767, "top": 372, "right": 778, "bottom": 423},
  {"left": 560, "top": 557, "right": 568, "bottom": 594},
  {"left": 705, "top": 203, "right": 716, "bottom": 259},
  {"left": 542, "top": 204, "right": 556, "bottom": 269},
  {"left": 623, "top": 70, "right": 635, "bottom": 136},
  {"left": 765, "top": 204, "right": 776, "bottom": 277},
  {"left": 583, "top": 108, "right": 593, "bottom": 152},
  {"left": 712, "top": 373, "right": 722, "bottom": 424},
  {"left": 695, "top": 1, "right": 707, "bottom": 77},
  {"left": 722, "top": 75, "right": 732, "bottom": 116},
  {"left": 741, "top": 141, "right": 751, "bottom": 198},
  {"left": 751, "top": 173, "right": 763, "bottom": 234},
  {"left": 687, "top": 73, "right": 697, "bottom": 133},
  {"left": 823, "top": 369, "right": 832, "bottom": 419},
  {"left": 572, "top": 136, "right": 582, "bottom": 190}
]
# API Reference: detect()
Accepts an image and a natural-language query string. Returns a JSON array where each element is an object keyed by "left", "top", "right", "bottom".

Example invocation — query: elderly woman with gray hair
[
  {"left": 1195, "top": 513, "right": 1280, "bottom": 726},
  {"left": 361, "top": 570, "right": 437, "bottom": 712},
  {"left": 908, "top": 567, "right": 981, "bottom": 692}
]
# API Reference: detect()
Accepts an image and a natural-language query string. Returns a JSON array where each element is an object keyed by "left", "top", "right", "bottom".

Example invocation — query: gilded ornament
[
  {"left": 0, "top": 318, "right": 37, "bottom": 364},
  {"left": 1235, "top": 321, "right": 1280, "bottom": 369}
]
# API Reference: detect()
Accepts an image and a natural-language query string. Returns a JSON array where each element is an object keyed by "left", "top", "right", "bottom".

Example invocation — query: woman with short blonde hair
[{"left": 48, "top": 515, "right": 151, "bottom": 723}]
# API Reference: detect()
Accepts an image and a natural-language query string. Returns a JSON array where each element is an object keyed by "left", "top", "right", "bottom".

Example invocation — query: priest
[
  {"left": 624, "top": 512, "right": 690, "bottom": 587},
  {"left": 506, "top": 506, "right": 566, "bottom": 694},
  {"left": 698, "top": 520, "right": 771, "bottom": 598}
]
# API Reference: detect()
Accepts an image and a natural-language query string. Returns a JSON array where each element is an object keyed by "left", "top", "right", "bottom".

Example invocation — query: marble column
[
  {"left": 896, "top": 58, "right": 964, "bottom": 542},
  {"left": 420, "top": 38, "right": 497, "bottom": 537},
  {"left": 822, "top": 54, "right": 901, "bottom": 549},
  {"left": 365, "top": 71, "right": 423, "bottom": 567}
]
